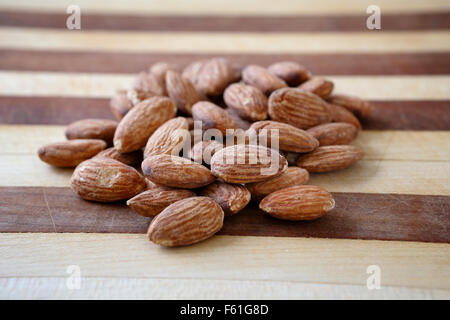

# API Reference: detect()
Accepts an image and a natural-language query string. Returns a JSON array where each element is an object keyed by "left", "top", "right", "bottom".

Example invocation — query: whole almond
[
  {"left": 267, "top": 61, "right": 311, "bottom": 86},
  {"left": 242, "top": 65, "right": 287, "bottom": 95},
  {"left": 165, "top": 70, "right": 200, "bottom": 115},
  {"left": 327, "top": 94, "right": 372, "bottom": 118},
  {"left": 247, "top": 120, "right": 319, "bottom": 153},
  {"left": 259, "top": 185, "right": 335, "bottom": 220},
  {"left": 142, "top": 154, "right": 216, "bottom": 188},
  {"left": 110, "top": 89, "right": 154, "bottom": 121},
  {"left": 133, "top": 71, "right": 165, "bottom": 96},
  {"left": 127, "top": 188, "right": 195, "bottom": 217},
  {"left": 95, "top": 147, "right": 143, "bottom": 168},
  {"left": 307, "top": 122, "right": 358, "bottom": 146},
  {"left": 210, "top": 144, "right": 288, "bottom": 184},
  {"left": 326, "top": 103, "right": 362, "bottom": 129},
  {"left": 199, "top": 181, "right": 251, "bottom": 216},
  {"left": 299, "top": 78, "right": 334, "bottom": 99},
  {"left": 114, "top": 96, "right": 176, "bottom": 153},
  {"left": 223, "top": 83, "right": 268, "bottom": 121},
  {"left": 246, "top": 167, "right": 309, "bottom": 201},
  {"left": 296, "top": 145, "right": 364, "bottom": 172},
  {"left": 70, "top": 158, "right": 146, "bottom": 202},
  {"left": 38, "top": 139, "right": 106, "bottom": 167},
  {"left": 268, "top": 88, "right": 331, "bottom": 129},
  {"left": 189, "top": 140, "right": 223, "bottom": 165},
  {"left": 144, "top": 117, "right": 190, "bottom": 158},
  {"left": 192, "top": 101, "right": 238, "bottom": 135},
  {"left": 65, "top": 119, "right": 118, "bottom": 146},
  {"left": 147, "top": 197, "right": 224, "bottom": 247}
]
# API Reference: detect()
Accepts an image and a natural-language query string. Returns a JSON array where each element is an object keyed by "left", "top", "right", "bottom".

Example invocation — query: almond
[
  {"left": 268, "top": 88, "right": 331, "bottom": 129},
  {"left": 259, "top": 185, "right": 335, "bottom": 220},
  {"left": 165, "top": 70, "right": 200, "bottom": 115},
  {"left": 142, "top": 154, "right": 216, "bottom": 188},
  {"left": 223, "top": 83, "right": 268, "bottom": 121},
  {"left": 199, "top": 181, "right": 251, "bottom": 216},
  {"left": 65, "top": 119, "right": 118, "bottom": 146},
  {"left": 242, "top": 65, "right": 287, "bottom": 95},
  {"left": 133, "top": 71, "right": 165, "bottom": 96},
  {"left": 70, "top": 157, "right": 146, "bottom": 202},
  {"left": 224, "top": 107, "right": 252, "bottom": 130},
  {"left": 210, "top": 144, "right": 288, "bottom": 184},
  {"left": 192, "top": 101, "right": 238, "bottom": 135},
  {"left": 247, "top": 120, "right": 319, "bottom": 153},
  {"left": 95, "top": 147, "right": 143, "bottom": 168},
  {"left": 298, "top": 78, "right": 334, "bottom": 99},
  {"left": 326, "top": 103, "right": 362, "bottom": 129},
  {"left": 306, "top": 122, "right": 358, "bottom": 146},
  {"left": 113, "top": 96, "right": 176, "bottom": 153},
  {"left": 189, "top": 140, "right": 223, "bottom": 165},
  {"left": 38, "top": 139, "right": 106, "bottom": 167},
  {"left": 246, "top": 167, "right": 309, "bottom": 201},
  {"left": 150, "top": 62, "right": 181, "bottom": 90},
  {"left": 144, "top": 117, "right": 190, "bottom": 158},
  {"left": 296, "top": 145, "right": 364, "bottom": 172},
  {"left": 110, "top": 89, "right": 154, "bottom": 121},
  {"left": 327, "top": 94, "right": 372, "bottom": 118},
  {"left": 127, "top": 188, "right": 195, "bottom": 217},
  {"left": 147, "top": 197, "right": 224, "bottom": 247},
  {"left": 267, "top": 61, "right": 311, "bottom": 86}
]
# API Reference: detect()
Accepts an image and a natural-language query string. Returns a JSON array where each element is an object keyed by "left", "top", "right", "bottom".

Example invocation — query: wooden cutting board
[{"left": 0, "top": 0, "right": 449, "bottom": 299}]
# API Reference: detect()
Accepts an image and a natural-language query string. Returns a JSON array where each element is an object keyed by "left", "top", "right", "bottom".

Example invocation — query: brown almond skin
[
  {"left": 307, "top": 122, "right": 358, "bottom": 146},
  {"left": 267, "top": 61, "right": 311, "bottom": 86},
  {"left": 142, "top": 154, "right": 216, "bottom": 188},
  {"left": 260, "top": 185, "right": 335, "bottom": 221},
  {"left": 114, "top": 96, "right": 176, "bottom": 153},
  {"left": 65, "top": 119, "right": 118, "bottom": 146},
  {"left": 296, "top": 145, "right": 364, "bottom": 172},
  {"left": 326, "top": 103, "right": 362, "bottom": 129},
  {"left": 150, "top": 62, "right": 181, "bottom": 92},
  {"left": 246, "top": 167, "right": 309, "bottom": 201},
  {"left": 70, "top": 158, "right": 146, "bottom": 202},
  {"left": 165, "top": 70, "right": 200, "bottom": 115},
  {"left": 189, "top": 140, "right": 223, "bottom": 165},
  {"left": 242, "top": 65, "right": 287, "bottom": 95},
  {"left": 144, "top": 117, "right": 190, "bottom": 158},
  {"left": 327, "top": 94, "right": 372, "bottom": 118},
  {"left": 38, "top": 139, "right": 106, "bottom": 167},
  {"left": 110, "top": 89, "right": 155, "bottom": 121},
  {"left": 298, "top": 78, "right": 334, "bottom": 99},
  {"left": 268, "top": 87, "right": 331, "bottom": 129},
  {"left": 95, "top": 147, "right": 143, "bottom": 168},
  {"left": 199, "top": 181, "right": 251, "bottom": 216},
  {"left": 147, "top": 197, "right": 224, "bottom": 247},
  {"left": 223, "top": 83, "right": 268, "bottom": 121},
  {"left": 192, "top": 101, "right": 238, "bottom": 135},
  {"left": 133, "top": 71, "right": 165, "bottom": 96},
  {"left": 210, "top": 144, "right": 288, "bottom": 184},
  {"left": 224, "top": 107, "right": 252, "bottom": 130},
  {"left": 247, "top": 120, "right": 319, "bottom": 153},
  {"left": 127, "top": 188, "right": 195, "bottom": 217}
]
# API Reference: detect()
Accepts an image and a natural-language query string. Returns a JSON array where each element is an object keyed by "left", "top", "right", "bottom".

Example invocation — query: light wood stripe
[
  {"left": 1, "top": 28, "right": 449, "bottom": 53},
  {"left": 1, "top": 71, "right": 449, "bottom": 100},
  {"left": 1, "top": 233, "right": 448, "bottom": 292},
  {"left": 1, "top": 0, "right": 448, "bottom": 16}
]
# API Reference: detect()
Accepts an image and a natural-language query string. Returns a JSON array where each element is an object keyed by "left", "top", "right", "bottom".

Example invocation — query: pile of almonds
[{"left": 38, "top": 58, "right": 370, "bottom": 247}]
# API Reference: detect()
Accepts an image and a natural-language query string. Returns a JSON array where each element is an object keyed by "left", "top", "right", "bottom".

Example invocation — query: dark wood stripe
[
  {"left": 0, "top": 187, "right": 448, "bottom": 243},
  {"left": 0, "top": 96, "right": 448, "bottom": 130},
  {"left": 1, "top": 50, "right": 450, "bottom": 75},
  {"left": 0, "top": 10, "right": 449, "bottom": 31}
]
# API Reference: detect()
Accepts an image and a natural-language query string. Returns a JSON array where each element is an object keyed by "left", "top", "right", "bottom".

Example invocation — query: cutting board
[{"left": 0, "top": 0, "right": 449, "bottom": 299}]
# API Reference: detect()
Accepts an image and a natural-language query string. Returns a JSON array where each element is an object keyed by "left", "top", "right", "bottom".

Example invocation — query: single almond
[
  {"left": 199, "top": 181, "right": 251, "bottom": 216},
  {"left": 110, "top": 89, "right": 155, "bottom": 121},
  {"left": 165, "top": 70, "right": 200, "bottom": 115},
  {"left": 210, "top": 144, "right": 288, "bottom": 184},
  {"left": 142, "top": 154, "right": 216, "bottom": 188},
  {"left": 268, "top": 87, "right": 331, "bottom": 129},
  {"left": 133, "top": 71, "right": 165, "bottom": 96},
  {"left": 247, "top": 120, "right": 319, "bottom": 153},
  {"left": 223, "top": 83, "right": 268, "bottom": 121},
  {"left": 189, "top": 140, "right": 224, "bottom": 165},
  {"left": 114, "top": 96, "right": 176, "bottom": 153},
  {"left": 38, "top": 139, "right": 106, "bottom": 167},
  {"left": 192, "top": 101, "right": 238, "bottom": 135},
  {"left": 242, "top": 65, "right": 287, "bottom": 95},
  {"left": 149, "top": 62, "right": 181, "bottom": 92},
  {"left": 127, "top": 188, "right": 195, "bottom": 217},
  {"left": 65, "top": 118, "right": 118, "bottom": 146},
  {"left": 95, "top": 147, "right": 143, "bottom": 168},
  {"left": 326, "top": 103, "right": 362, "bottom": 129},
  {"left": 259, "top": 185, "right": 335, "bottom": 220},
  {"left": 296, "top": 145, "right": 364, "bottom": 172},
  {"left": 327, "top": 94, "right": 372, "bottom": 118},
  {"left": 147, "top": 196, "right": 224, "bottom": 247},
  {"left": 298, "top": 78, "right": 334, "bottom": 99},
  {"left": 306, "top": 122, "right": 358, "bottom": 146},
  {"left": 267, "top": 61, "right": 311, "bottom": 86},
  {"left": 70, "top": 157, "right": 146, "bottom": 202},
  {"left": 246, "top": 167, "right": 309, "bottom": 201}
]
